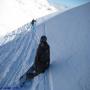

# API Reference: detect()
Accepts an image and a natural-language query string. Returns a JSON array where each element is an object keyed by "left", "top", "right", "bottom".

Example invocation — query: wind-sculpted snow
[
  {"left": 0, "top": 2, "right": 90, "bottom": 90},
  {"left": 0, "top": 20, "right": 51, "bottom": 90},
  {"left": 0, "top": 22, "right": 32, "bottom": 46},
  {"left": 0, "top": 29, "right": 36, "bottom": 88}
]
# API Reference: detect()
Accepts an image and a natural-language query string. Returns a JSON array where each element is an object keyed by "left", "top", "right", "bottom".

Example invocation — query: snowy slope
[
  {"left": 44, "top": 2, "right": 90, "bottom": 90},
  {"left": 0, "top": 0, "right": 58, "bottom": 37},
  {"left": 0, "top": 2, "right": 90, "bottom": 90}
]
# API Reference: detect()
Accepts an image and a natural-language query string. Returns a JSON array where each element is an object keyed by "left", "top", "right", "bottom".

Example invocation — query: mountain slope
[
  {"left": 0, "top": 2, "right": 90, "bottom": 90},
  {"left": 0, "top": 0, "right": 58, "bottom": 37},
  {"left": 0, "top": 0, "right": 57, "bottom": 37}
]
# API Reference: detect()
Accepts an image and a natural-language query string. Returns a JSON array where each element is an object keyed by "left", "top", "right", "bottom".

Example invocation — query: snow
[
  {"left": 0, "top": 2, "right": 90, "bottom": 90},
  {"left": 44, "top": 2, "right": 90, "bottom": 90},
  {"left": 0, "top": 0, "right": 59, "bottom": 37}
]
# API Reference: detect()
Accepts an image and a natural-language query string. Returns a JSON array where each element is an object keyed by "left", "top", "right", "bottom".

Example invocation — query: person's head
[{"left": 40, "top": 35, "right": 47, "bottom": 43}]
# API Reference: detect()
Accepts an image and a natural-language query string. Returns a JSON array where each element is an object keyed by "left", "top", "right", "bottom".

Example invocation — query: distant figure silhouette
[{"left": 31, "top": 19, "right": 36, "bottom": 25}]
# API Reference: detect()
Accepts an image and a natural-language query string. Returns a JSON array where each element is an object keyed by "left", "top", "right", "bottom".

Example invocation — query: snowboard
[
  {"left": 19, "top": 65, "right": 38, "bottom": 87},
  {"left": 19, "top": 64, "right": 49, "bottom": 87}
]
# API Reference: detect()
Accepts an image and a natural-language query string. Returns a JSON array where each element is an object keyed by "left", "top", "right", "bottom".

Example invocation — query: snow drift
[{"left": 0, "top": 2, "right": 90, "bottom": 90}]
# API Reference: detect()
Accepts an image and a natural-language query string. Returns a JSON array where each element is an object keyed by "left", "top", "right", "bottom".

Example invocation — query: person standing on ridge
[{"left": 31, "top": 19, "right": 36, "bottom": 25}]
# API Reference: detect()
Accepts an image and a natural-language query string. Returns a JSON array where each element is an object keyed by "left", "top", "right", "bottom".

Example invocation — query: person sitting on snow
[
  {"left": 26, "top": 35, "right": 50, "bottom": 79},
  {"left": 34, "top": 35, "right": 50, "bottom": 74},
  {"left": 20, "top": 35, "right": 50, "bottom": 85}
]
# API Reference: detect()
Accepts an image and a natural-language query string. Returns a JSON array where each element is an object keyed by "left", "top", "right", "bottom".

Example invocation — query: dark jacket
[
  {"left": 34, "top": 41, "right": 50, "bottom": 73},
  {"left": 31, "top": 19, "right": 36, "bottom": 25}
]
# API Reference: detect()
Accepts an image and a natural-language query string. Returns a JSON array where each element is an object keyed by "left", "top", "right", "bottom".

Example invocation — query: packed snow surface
[{"left": 0, "top": 2, "right": 90, "bottom": 90}]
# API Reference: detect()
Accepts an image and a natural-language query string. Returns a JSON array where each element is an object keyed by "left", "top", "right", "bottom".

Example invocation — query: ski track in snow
[{"left": 1, "top": 32, "right": 29, "bottom": 87}]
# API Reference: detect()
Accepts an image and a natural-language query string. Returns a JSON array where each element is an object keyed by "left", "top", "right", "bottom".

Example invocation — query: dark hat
[{"left": 40, "top": 35, "right": 47, "bottom": 42}]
